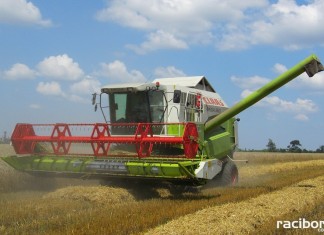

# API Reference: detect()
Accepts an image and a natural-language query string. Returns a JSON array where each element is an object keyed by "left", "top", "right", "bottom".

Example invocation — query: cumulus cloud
[
  {"left": 2, "top": 63, "right": 36, "bottom": 80},
  {"left": 0, "top": 0, "right": 52, "bottom": 26},
  {"left": 96, "top": 2, "right": 153, "bottom": 30},
  {"left": 230, "top": 75, "right": 270, "bottom": 90},
  {"left": 36, "top": 81, "right": 89, "bottom": 103},
  {"left": 2, "top": 54, "right": 84, "bottom": 81},
  {"left": 2, "top": 54, "right": 104, "bottom": 103},
  {"left": 36, "top": 81, "right": 64, "bottom": 96},
  {"left": 96, "top": 0, "right": 324, "bottom": 52},
  {"left": 127, "top": 30, "right": 188, "bottom": 54},
  {"left": 240, "top": 88, "right": 318, "bottom": 121},
  {"left": 294, "top": 113, "right": 309, "bottom": 121},
  {"left": 66, "top": 94, "right": 87, "bottom": 103},
  {"left": 273, "top": 63, "right": 288, "bottom": 74},
  {"left": 234, "top": 64, "right": 320, "bottom": 121},
  {"left": 261, "top": 96, "right": 318, "bottom": 113},
  {"left": 29, "top": 104, "right": 41, "bottom": 109},
  {"left": 296, "top": 72, "right": 324, "bottom": 90},
  {"left": 70, "top": 77, "right": 101, "bottom": 95},
  {"left": 233, "top": 60, "right": 324, "bottom": 92},
  {"left": 262, "top": 0, "right": 324, "bottom": 50},
  {"left": 217, "top": 0, "right": 324, "bottom": 50},
  {"left": 98, "top": 60, "right": 146, "bottom": 83},
  {"left": 3, "top": 54, "right": 103, "bottom": 103},
  {"left": 37, "top": 54, "right": 84, "bottom": 81},
  {"left": 273, "top": 62, "right": 324, "bottom": 90},
  {"left": 96, "top": 0, "right": 267, "bottom": 53},
  {"left": 154, "top": 66, "right": 186, "bottom": 78}
]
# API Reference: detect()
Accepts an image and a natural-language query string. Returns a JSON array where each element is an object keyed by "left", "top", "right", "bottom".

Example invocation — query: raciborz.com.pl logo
[{"left": 277, "top": 218, "right": 324, "bottom": 232}]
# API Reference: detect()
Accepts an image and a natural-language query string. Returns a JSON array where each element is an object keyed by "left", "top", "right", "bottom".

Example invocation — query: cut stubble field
[{"left": 0, "top": 144, "right": 323, "bottom": 235}]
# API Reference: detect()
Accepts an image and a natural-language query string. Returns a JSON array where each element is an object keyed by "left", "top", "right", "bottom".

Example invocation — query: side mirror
[
  {"left": 92, "top": 93, "right": 97, "bottom": 105},
  {"left": 173, "top": 90, "right": 181, "bottom": 103},
  {"left": 94, "top": 104, "right": 98, "bottom": 112}
]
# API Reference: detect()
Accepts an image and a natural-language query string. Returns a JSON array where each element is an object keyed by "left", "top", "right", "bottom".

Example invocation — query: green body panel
[
  {"left": 2, "top": 155, "right": 200, "bottom": 181},
  {"left": 204, "top": 118, "right": 236, "bottom": 159},
  {"left": 167, "top": 124, "right": 184, "bottom": 136},
  {"left": 126, "top": 162, "right": 184, "bottom": 177},
  {"left": 32, "top": 158, "right": 89, "bottom": 173},
  {"left": 206, "top": 132, "right": 232, "bottom": 158}
]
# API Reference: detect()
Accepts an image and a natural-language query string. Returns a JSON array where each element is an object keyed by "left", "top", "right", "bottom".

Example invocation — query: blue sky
[{"left": 0, "top": 0, "right": 324, "bottom": 150}]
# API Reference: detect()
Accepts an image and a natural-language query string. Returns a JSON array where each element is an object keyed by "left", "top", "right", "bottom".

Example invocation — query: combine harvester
[{"left": 3, "top": 55, "right": 323, "bottom": 187}]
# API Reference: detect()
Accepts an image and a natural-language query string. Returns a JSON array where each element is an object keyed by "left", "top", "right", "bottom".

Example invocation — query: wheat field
[{"left": 0, "top": 144, "right": 323, "bottom": 234}]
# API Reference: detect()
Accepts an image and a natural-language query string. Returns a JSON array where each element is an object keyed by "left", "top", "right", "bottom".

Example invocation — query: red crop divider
[
  {"left": 11, "top": 123, "right": 36, "bottom": 154},
  {"left": 11, "top": 122, "right": 199, "bottom": 159}
]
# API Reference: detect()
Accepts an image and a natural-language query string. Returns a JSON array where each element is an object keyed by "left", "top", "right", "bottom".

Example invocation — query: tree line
[{"left": 240, "top": 139, "right": 324, "bottom": 153}]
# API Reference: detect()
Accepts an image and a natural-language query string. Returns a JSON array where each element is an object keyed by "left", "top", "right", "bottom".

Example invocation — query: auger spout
[{"left": 204, "top": 54, "right": 324, "bottom": 133}]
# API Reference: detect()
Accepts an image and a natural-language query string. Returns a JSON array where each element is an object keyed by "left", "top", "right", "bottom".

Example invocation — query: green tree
[
  {"left": 316, "top": 145, "right": 324, "bottom": 153},
  {"left": 287, "top": 140, "right": 302, "bottom": 153},
  {"left": 266, "top": 139, "right": 277, "bottom": 152}
]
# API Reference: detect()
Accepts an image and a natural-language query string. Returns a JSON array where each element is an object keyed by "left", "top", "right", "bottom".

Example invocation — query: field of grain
[{"left": 0, "top": 144, "right": 323, "bottom": 234}]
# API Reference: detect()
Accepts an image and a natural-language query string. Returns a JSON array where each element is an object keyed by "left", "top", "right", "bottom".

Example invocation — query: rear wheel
[
  {"left": 203, "top": 160, "right": 238, "bottom": 189},
  {"left": 219, "top": 160, "right": 238, "bottom": 186}
]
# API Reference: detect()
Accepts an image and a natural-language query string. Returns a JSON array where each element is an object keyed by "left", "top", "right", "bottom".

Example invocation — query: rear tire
[
  {"left": 203, "top": 160, "right": 238, "bottom": 189},
  {"left": 220, "top": 160, "right": 238, "bottom": 186}
]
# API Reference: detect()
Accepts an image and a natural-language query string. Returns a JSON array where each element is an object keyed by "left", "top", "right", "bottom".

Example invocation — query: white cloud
[
  {"left": 36, "top": 81, "right": 64, "bottom": 96},
  {"left": 36, "top": 81, "right": 89, "bottom": 103},
  {"left": 262, "top": 0, "right": 324, "bottom": 50},
  {"left": 37, "top": 54, "right": 84, "bottom": 81},
  {"left": 96, "top": 0, "right": 268, "bottom": 53},
  {"left": 294, "top": 113, "right": 309, "bottom": 121},
  {"left": 297, "top": 72, "right": 324, "bottom": 89},
  {"left": 231, "top": 75, "right": 270, "bottom": 90},
  {"left": 233, "top": 58, "right": 323, "bottom": 121},
  {"left": 2, "top": 55, "right": 102, "bottom": 103},
  {"left": 274, "top": 62, "right": 324, "bottom": 90},
  {"left": 29, "top": 104, "right": 41, "bottom": 109},
  {"left": 218, "top": 0, "right": 324, "bottom": 50},
  {"left": 244, "top": 89, "right": 318, "bottom": 120},
  {"left": 234, "top": 60, "right": 324, "bottom": 92},
  {"left": 96, "top": 0, "right": 324, "bottom": 52},
  {"left": 66, "top": 94, "right": 87, "bottom": 104},
  {"left": 3, "top": 63, "right": 36, "bottom": 80},
  {"left": 273, "top": 63, "right": 287, "bottom": 74},
  {"left": 0, "top": 0, "right": 52, "bottom": 26},
  {"left": 261, "top": 96, "right": 318, "bottom": 113},
  {"left": 98, "top": 60, "right": 146, "bottom": 83},
  {"left": 154, "top": 66, "right": 186, "bottom": 78},
  {"left": 127, "top": 30, "right": 188, "bottom": 54},
  {"left": 70, "top": 77, "right": 101, "bottom": 95},
  {"left": 239, "top": 87, "right": 318, "bottom": 121},
  {"left": 96, "top": 2, "right": 153, "bottom": 30}
]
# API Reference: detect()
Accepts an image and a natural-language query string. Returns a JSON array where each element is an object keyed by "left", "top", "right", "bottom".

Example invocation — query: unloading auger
[{"left": 3, "top": 54, "right": 323, "bottom": 186}]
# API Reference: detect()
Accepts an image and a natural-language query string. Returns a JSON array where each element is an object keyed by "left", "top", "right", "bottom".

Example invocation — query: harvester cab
[
  {"left": 96, "top": 76, "right": 226, "bottom": 124},
  {"left": 3, "top": 54, "right": 323, "bottom": 187}
]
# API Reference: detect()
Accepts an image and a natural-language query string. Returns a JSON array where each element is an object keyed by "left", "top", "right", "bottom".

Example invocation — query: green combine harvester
[{"left": 3, "top": 54, "right": 323, "bottom": 187}]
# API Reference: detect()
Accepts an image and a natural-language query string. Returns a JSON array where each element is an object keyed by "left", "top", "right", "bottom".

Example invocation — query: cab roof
[
  {"left": 153, "top": 76, "right": 216, "bottom": 92},
  {"left": 101, "top": 76, "right": 216, "bottom": 93}
]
